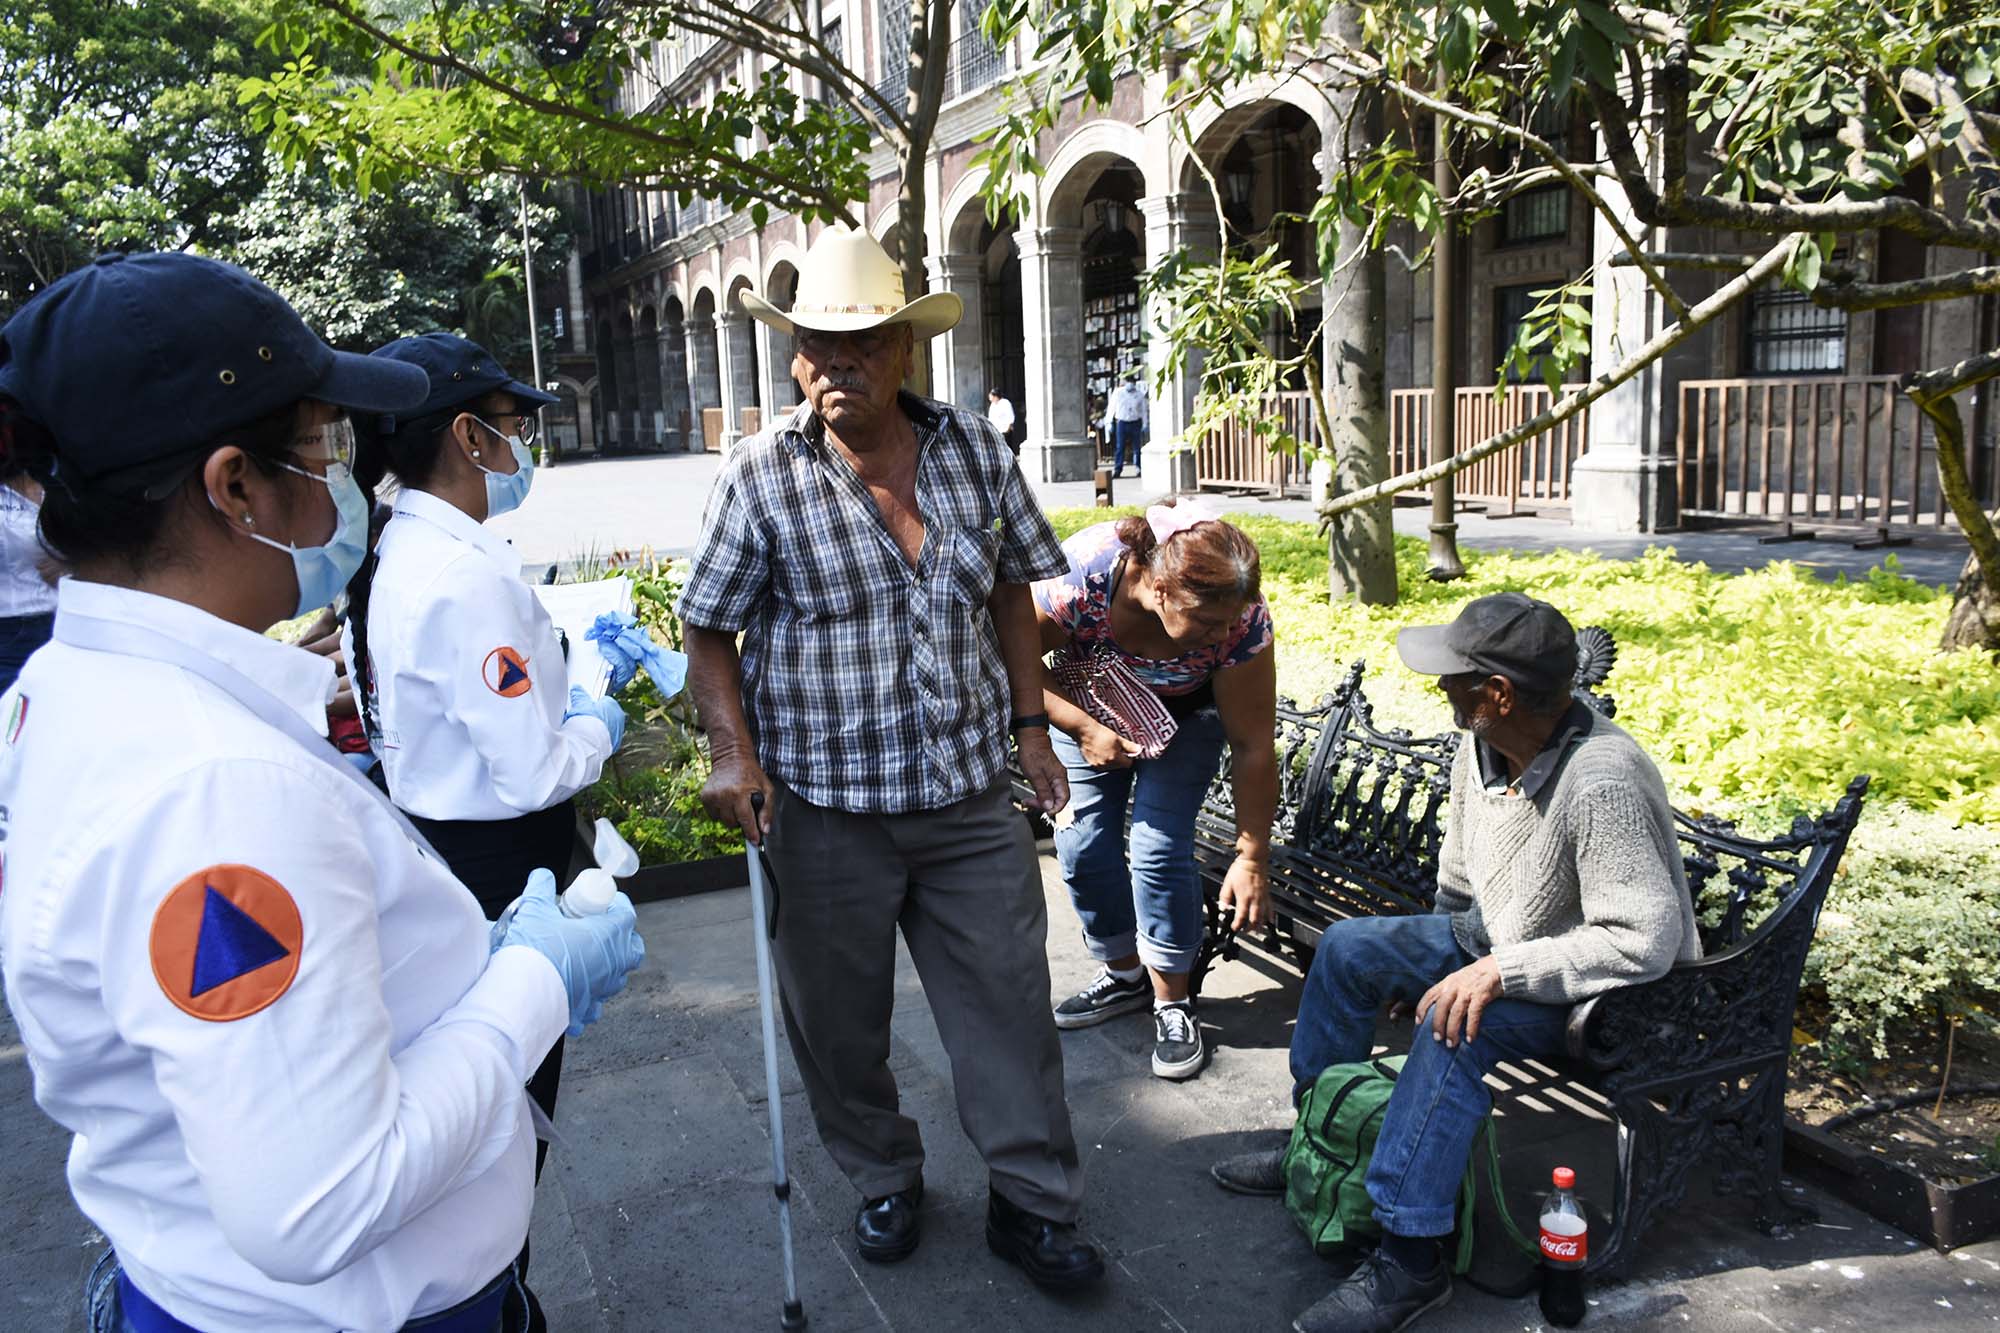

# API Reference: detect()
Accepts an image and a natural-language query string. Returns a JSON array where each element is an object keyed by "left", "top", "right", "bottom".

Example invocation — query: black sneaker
[
  {"left": 1291, "top": 1246, "right": 1452, "bottom": 1333},
  {"left": 1210, "top": 1146, "right": 1287, "bottom": 1196},
  {"left": 1151, "top": 1001, "right": 1207, "bottom": 1079},
  {"left": 1053, "top": 968, "right": 1150, "bottom": 1029}
]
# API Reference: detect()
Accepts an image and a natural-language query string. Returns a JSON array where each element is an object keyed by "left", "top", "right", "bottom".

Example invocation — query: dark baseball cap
[
  {"left": 0, "top": 252, "right": 429, "bottom": 494},
  {"left": 1396, "top": 592, "right": 1578, "bottom": 695},
  {"left": 362, "top": 333, "right": 557, "bottom": 439}
]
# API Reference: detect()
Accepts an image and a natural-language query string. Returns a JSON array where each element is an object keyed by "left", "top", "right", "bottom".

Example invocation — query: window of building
[
  {"left": 951, "top": 1, "right": 1003, "bottom": 98},
  {"left": 553, "top": 306, "right": 566, "bottom": 340},
  {"left": 1500, "top": 187, "right": 1568, "bottom": 245},
  {"left": 877, "top": 0, "right": 909, "bottom": 107},
  {"left": 1746, "top": 288, "right": 1847, "bottom": 374},
  {"left": 1494, "top": 282, "right": 1542, "bottom": 378}
]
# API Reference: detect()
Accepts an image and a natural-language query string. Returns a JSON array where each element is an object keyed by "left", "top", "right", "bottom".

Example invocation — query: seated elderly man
[{"left": 1210, "top": 593, "right": 1699, "bottom": 1333}]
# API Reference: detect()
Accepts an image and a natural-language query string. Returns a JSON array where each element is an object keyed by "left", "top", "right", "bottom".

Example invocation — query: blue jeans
[
  {"left": 1053, "top": 707, "right": 1225, "bottom": 975},
  {"left": 86, "top": 1249, "right": 528, "bottom": 1332},
  {"left": 1109, "top": 419, "right": 1143, "bottom": 475},
  {"left": 0, "top": 611, "right": 53, "bottom": 694},
  {"left": 1290, "top": 913, "right": 1569, "bottom": 1239}
]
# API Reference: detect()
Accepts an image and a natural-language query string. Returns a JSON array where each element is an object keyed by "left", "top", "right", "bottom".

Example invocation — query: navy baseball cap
[
  {"left": 363, "top": 333, "right": 558, "bottom": 438},
  {"left": 1396, "top": 592, "right": 1578, "bottom": 695},
  {"left": 0, "top": 252, "right": 429, "bottom": 494}
]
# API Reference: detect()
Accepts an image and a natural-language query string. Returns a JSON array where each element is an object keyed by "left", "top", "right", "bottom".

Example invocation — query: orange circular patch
[
  {"left": 482, "top": 646, "right": 534, "bottom": 698},
  {"left": 149, "top": 864, "right": 303, "bottom": 1022}
]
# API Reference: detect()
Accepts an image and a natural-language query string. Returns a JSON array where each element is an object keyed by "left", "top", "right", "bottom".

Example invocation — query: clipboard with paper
[{"left": 532, "top": 578, "right": 635, "bottom": 699}]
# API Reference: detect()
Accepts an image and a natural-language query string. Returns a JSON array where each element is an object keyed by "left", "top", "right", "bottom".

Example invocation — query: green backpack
[{"left": 1281, "top": 1055, "right": 1478, "bottom": 1274}]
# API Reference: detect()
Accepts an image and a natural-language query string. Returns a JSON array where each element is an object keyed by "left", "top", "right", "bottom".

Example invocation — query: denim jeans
[
  {"left": 1290, "top": 912, "right": 1569, "bottom": 1239},
  {"left": 0, "top": 611, "right": 53, "bottom": 695},
  {"left": 1052, "top": 707, "right": 1225, "bottom": 975},
  {"left": 1109, "top": 419, "right": 1143, "bottom": 475},
  {"left": 85, "top": 1249, "right": 529, "bottom": 1332}
]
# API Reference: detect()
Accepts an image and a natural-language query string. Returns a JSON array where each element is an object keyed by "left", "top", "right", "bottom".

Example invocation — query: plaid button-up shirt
[{"left": 678, "top": 393, "right": 1068, "bottom": 814}]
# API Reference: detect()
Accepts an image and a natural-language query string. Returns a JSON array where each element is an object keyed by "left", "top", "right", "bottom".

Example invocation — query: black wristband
[{"left": 1009, "top": 712, "right": 1051, "bottom": 734}]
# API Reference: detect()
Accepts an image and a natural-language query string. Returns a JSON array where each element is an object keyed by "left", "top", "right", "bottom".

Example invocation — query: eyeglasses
[
  {"left": 796, "top": 328, "right": 900, "bottom": 360},
  {"left": 475, "top": 413, "right": 539, "bottom": 448}
]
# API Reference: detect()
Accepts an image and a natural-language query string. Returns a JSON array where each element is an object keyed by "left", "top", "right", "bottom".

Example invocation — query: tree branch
[
  {"left": 1904, "top": 345, "right": 2000, "bottom": 622},
  {"left": 308, "top": 0, "right": 848, "bottom": 215},
  {"left": 1815, "top": 266, "right": 2000, "bottom": 311}
]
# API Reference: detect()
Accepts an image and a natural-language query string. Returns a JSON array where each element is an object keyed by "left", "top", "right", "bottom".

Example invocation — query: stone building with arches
[{"left": 561, "top": 17, "right": 1999, "bottom": 538}]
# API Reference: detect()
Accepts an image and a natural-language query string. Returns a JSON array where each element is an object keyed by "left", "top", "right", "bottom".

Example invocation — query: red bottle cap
[{"left": 1552, "top": 1166, "right": 1576, "bottom": 1189}]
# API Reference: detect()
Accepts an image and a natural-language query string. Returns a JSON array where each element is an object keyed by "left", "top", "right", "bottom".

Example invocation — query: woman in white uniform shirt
[
  {"left": 0, "top": 470, "right": 56, "bottom": 691},
  {"left": 343, "top": 334, "right": 626, "bottom": 1178},
  {"left": 0, "top": 253, "right": 644, "bottom": 1333}
]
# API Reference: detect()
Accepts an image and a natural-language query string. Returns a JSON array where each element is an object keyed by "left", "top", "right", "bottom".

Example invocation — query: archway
[
  {"left": 661, "top": 296, "right": 693, "bottom": 451},
  {"left": 723, "top": 275, "right": 760, "bottom": 440},
  {"left": 764, "top": 261, "right": 800, "bottom": 416}
]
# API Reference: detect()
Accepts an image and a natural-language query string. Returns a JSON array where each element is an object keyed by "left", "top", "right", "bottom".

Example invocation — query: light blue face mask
[
  {"left": 471, "top": 417, "right": 535, "bottom": 518},
  {"left": 227, "top": 461, "right": 371, "bottom": 618}
]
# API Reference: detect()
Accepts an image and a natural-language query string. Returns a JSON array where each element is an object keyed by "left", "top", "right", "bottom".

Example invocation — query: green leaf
[{"left": 1485, "top": 0, "right": 1526, "bottom": 44}]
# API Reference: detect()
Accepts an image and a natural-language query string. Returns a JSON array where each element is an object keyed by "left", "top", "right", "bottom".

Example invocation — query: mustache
[{"left": 814, "top": 373, "right": 871, "bottom": 393}]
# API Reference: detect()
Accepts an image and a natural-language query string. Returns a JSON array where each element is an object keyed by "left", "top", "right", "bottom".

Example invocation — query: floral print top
[{"left": 1032, "top": 520, "right": 1273, "bottom": 697}]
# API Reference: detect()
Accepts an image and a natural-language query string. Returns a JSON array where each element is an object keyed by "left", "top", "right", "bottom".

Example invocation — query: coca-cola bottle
[{"left": 1538, "top": 1166, "right": 1588, "bottom": 1327}]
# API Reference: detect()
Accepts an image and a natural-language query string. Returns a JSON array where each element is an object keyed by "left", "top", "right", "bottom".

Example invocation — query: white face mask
[{"left": 470, "top": 417, "right": 535, "bottom": 518}]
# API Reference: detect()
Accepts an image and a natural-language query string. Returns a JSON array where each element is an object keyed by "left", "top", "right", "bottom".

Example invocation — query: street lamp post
[{"left": 519, "top": 182, "right": 551, "bottom": 466}]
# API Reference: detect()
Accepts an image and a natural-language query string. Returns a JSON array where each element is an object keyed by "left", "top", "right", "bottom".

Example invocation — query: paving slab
[{"left": 3, "top": 861, "right": 1998, "bottom": 1331}]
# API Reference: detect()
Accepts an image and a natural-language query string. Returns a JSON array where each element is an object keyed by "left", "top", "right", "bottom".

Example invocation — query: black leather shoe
[
  {"left": 985, "top": 1189, "right": 1105, "bottom": 1290},
  {"left": 854, "top": 1179, "right": 923, "bottom": 1263}
]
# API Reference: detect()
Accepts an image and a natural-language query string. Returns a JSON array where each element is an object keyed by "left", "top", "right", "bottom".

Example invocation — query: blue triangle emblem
[
  {"left": 190, "top": 886, "right": 291, "bottom": 997},
  {"left": 498, "top": 657, "right": 529, "bottom": 692}
]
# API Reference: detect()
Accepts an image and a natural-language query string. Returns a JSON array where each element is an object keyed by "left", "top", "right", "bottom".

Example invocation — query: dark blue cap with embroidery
[
  {"left": 0, "top": 252, "right": 429, "bottom": 494},
  {"left": 362, "top": 332, "right": 558, "bottom": 438}
]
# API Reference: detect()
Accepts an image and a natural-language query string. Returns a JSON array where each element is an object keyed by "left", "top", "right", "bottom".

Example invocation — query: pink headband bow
[{"left": 1145, "top": 498, "right": 1220, "bottom": 545}]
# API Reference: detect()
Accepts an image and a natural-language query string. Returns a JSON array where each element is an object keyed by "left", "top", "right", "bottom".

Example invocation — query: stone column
[
  {"left": 763, "top": 323, "right": 798, "bottom": 417},
  {"left": 566, "top": 252, "right": 587, "bottom": 354},
  {"left": 724, "top": 311, "right": 760, "bottom": 438},
  {"left": 714, "top": 311, "right": 743, "bottom": 450},
  {"left": 1571, "top": 119, "right": 1674, "bottom": 532},
  {"left": 1139, "top": 193, "right": 1220, "bottom": 494},
  {"left": 660, "top": 320, "right": 690, "bottom": 453},
  {"left": 927, "top": 253, "right": 987, "bottom": 413},
  {"left": 1018, "top": 226, "right": 1095, "bottom": 481},
  {"left": 688, "top": 318, "right": 721, "bottom": 452}
]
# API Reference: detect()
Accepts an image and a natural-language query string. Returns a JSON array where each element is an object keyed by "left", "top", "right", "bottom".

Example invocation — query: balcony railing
[
  {"left": 1387, "top": 384, "right": 1590, "bottom": 515},
  {"left": 1675, "top": 375, "right": 1998, "bottom": 535},
  {"left": 950, "top": 32, "right": 1004, "bottom": 98}
]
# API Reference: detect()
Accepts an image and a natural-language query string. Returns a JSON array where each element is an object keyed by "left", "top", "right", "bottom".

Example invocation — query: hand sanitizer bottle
[{"left": 559, "top": 818, "right": 640, "bottom": 917}]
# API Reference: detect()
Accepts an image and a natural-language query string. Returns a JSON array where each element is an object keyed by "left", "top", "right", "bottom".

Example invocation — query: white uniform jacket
[
  {"left": 0, "top": 579, "right": 570, "bottom": 1332},
  {"left": 360, "top": 489, "right": 612, "bottom": 822}
]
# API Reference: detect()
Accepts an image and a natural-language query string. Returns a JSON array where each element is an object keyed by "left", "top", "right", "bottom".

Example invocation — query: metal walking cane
[{"left": 746, "top": 791, "right": 807, "bottom": 1330}]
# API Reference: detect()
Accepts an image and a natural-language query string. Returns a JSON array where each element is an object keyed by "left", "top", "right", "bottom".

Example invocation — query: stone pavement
[
  {"left": 4, "top": 853, "right": 1995, "bottom": 1331},
  {"left": 490, "top": 449, "right": 1973, "bottom": 588}
]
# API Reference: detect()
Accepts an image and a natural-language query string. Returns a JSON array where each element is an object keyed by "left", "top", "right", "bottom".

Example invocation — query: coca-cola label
[{"left": 1540, "top": 1222, "right": 1587, "bottom": 1263}]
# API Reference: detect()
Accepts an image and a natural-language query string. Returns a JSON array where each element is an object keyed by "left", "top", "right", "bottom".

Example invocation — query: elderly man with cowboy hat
[{"left": 679, "top": 226, "right": 1102, "bottom": 1289}]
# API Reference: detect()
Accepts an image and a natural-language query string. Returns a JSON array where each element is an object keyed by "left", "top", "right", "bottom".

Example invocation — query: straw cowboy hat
[{"left": 739, "top": 226, "right": 962, "bottom": 340}]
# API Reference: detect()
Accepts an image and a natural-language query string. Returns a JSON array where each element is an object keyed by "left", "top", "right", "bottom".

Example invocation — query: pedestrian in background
[
  {"left": 0, "top": 252, "right": 643, "bottom": 1333},
  {"left": 1035, "top": 500, "right": 1276, "bottom": 1080},
  {"left": 986, "top": 386, "right": 1018, "bottom": 456},
  {"left": 1102, "top": 369, "right": 1148, "bottom": 479},
  {"left": 684, "top": 226, "right": 1104, "bottom": 1291},
  {"left": 0, "top": 470, "right": 55, "bottom": 692}
]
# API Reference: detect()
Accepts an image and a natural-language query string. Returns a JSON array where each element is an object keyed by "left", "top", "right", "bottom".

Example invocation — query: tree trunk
[
  {"left": 891, "top": 0, "right": 953, "bottom": 395},
  {"left": 1322, "top": 6, "right": 1398, "bottom": 605},
  {"left": 1941, "top": 549, "right": 1999, "bottom": 652}
]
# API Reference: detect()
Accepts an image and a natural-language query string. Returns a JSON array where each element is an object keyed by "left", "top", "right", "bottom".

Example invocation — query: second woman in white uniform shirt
[{"left": 346, "top": 333, "right": 625, "bottom": 914}]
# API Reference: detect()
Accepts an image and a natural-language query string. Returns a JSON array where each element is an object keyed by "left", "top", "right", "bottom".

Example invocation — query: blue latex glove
[
  {"left": 566, "top": 685, "right": 626, "bottom": 753},
  {"left": 585, "top": 611, "right": 688, "bottom": 699},
  {"left": 495, "top": 869, "right": 645, "bottom": 1036}
]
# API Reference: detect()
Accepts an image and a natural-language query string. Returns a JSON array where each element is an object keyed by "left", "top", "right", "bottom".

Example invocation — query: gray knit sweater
[{"left": 1435, "top": 714, "right": 1701, "bottom": 1005}]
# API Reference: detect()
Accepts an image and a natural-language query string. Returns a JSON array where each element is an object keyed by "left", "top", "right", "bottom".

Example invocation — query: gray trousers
[{"left": 763, "top": 774, "right": 1086, "bottom": 1222}]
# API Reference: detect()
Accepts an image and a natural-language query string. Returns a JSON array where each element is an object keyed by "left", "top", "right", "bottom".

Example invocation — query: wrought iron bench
[{"left": 1185, "top": 631, "right": 1871, "bottom": 1275}]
